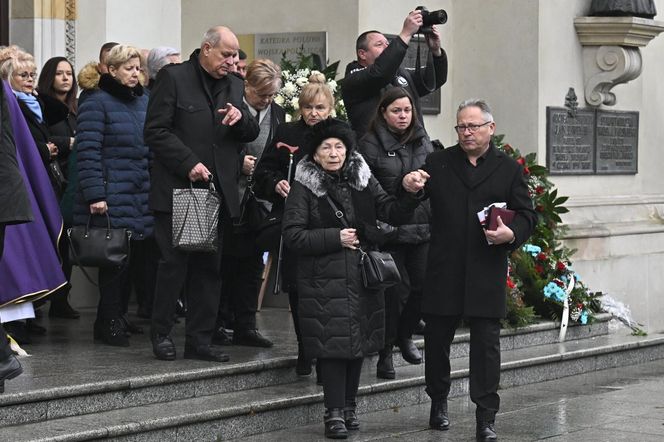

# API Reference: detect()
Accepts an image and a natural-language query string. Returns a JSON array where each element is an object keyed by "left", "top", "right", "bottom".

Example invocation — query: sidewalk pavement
[{"left": 238, "top": 357, "right": 664, "bottom": 441}]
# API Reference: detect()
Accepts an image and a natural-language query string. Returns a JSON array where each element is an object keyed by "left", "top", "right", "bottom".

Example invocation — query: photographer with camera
[{"left": 341, "top": 8, "right": 448, "bottom": 137}]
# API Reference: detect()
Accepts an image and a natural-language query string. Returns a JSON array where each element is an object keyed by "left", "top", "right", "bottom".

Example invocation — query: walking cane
[{"left": 273, "top": 142, "right": 299, "bottom": 295}]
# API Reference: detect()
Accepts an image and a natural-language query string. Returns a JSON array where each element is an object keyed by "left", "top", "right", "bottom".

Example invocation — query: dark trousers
[
  {"left": 151, "top": 211, "right": 222, "bottom": 347},
  {"left": 424, "top": 314, "right": 501, "bottom": 420},
  {"left": 97, "top": 258, "right": 131, "bottom": 320},
  {"left": 122, "top": 236, "right": 159, "bottom": 316},
  {"left": 218, "top": 252, "right": 263, "bottom": 330},
  {"left": 319, "top": 357, "right": 364, "bottom": 409},
  {"left": 384, "top": 242, "right": 428, "bottom": 347}
]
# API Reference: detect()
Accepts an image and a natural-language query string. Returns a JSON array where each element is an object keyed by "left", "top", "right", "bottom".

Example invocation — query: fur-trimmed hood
[
  {"left": 78, "top": 61, "right": 101, "bottom": 91},
  {"left": 294, "top": 150, "right": 371, "bottom": 197}
]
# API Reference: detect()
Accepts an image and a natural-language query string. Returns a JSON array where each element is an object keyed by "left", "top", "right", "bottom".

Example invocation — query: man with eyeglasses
[
  {"left": 341, "top": 9, "right": 448, "bottom": 137},
  {"left": 405, "top": 99, "right": 537, "bottom": 441}
]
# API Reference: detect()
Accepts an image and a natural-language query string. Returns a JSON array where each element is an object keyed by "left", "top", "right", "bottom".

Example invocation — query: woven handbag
[{"left": 172, "top": 179, "right": 221, "bottom": 253}]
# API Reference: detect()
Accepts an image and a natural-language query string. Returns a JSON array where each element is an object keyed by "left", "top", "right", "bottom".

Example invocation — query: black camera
[{"left": 416, "top": 6, "right": 447, "bottom": 34}]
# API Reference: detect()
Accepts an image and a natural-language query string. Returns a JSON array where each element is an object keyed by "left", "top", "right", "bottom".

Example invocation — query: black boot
[
  {"left": 0, "top": 354, "right": 23, "bottom": 394},
  {"left": 343, "top": 401, "right": 360, "bottom": 430},
  {"left": 94, "top": 318, "right": 129, "bottom": 347},
  {"left": 398, "top": 337, "right": 422, "bottom": 364},
  {"left": 324, "top": 408, "right": 348, "bottom": 439},
  {"left": 429, "top": 398, "right": 450, "bottom": 430},
  {"left": 376, "top": 347, "right": 395, "bottom": 379},
  {"left": 49, "top": 293, "right": 80, "bottom": 319},
  {"left": 476, "top": 420, "right": 497, "bottom": 441}
]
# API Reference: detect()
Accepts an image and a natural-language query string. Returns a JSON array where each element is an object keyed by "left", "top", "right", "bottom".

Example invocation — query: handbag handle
[{"left": 69, "top": 211, "right": 132, "bottom": 287}]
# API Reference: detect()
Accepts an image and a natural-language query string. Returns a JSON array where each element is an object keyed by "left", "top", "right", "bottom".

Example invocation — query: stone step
[
  {"left": 0, "top": 327, "right": 661, "bottom": 441},
  {"left": 0, "top": 313, "right": 611, "bottom": 429}
]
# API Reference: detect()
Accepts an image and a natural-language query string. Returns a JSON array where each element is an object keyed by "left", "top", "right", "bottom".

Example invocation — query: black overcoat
[
  {"left": 421, "top": 143, "right": 537, "bottom": 318},
  {"left": 144, "top": 50, "right": 259, "bottom": 218}
]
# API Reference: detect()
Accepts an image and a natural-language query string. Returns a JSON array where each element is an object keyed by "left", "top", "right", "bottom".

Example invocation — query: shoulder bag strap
[{"left": 325, "top": 194, "right": 350, "bottom": 228}]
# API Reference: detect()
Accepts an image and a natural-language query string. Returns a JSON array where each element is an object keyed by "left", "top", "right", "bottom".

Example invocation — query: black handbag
[
  {"left": 67, "top": 213, "right": 131, "bottom": 268},
  {"left": 358, "top": 248, "right": 401, "bottom": 289},
  {"left": 254, "top": 207, "right": 282, "bottom": 252},
  {"left": 236, "top": 185, "right": 272, "bottom": 231},
  {"left": 48, "top": 160, "right": 67, "bottom": 191},
  {"left": 325, "top": 195, "right": 401, "bottom": 290},
  {"left": 172, "top": 178, "right": 221, "bottom": 253}
]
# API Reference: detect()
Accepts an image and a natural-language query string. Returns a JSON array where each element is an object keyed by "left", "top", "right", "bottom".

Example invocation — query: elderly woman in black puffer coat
[{"left": 283, "top": 118, "right": 427, "bottom": 439}]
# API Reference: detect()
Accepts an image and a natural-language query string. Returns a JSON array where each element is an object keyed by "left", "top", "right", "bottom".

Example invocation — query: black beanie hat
[{"left": 302, "top": 118, "right": 356, "bottom": 157}]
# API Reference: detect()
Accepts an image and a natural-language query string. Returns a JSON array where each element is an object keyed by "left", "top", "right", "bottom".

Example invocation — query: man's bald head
[{"left": 199, "top": 26, "right": 239, "bottom": 79}]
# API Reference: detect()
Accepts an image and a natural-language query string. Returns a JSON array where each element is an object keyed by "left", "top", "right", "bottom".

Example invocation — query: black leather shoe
[
  {"left": 184, "top": 344, "right": 230, "bottom": 362},
  {"left": 376, "top": 348, "right": 395, "bottom": 379},
  {"left": 152, "top": 334, "right": 176, "bottom": 361},
  {"left": 429, "top": 399, "right": 450, "bottom": 431},
  {"left": 233, "top": 329, "right": 273, "bottom": 348},
  {"left": 398, "top": 338, "right": 422, "bottom": 364},
  {"left": 49, "top": 300, "right": 80, "bottom": 319},
  {"left": 343, "top": 408, "right": 360, "bottom": 430},
  {"left": 94, "top": 318, "right": 129, "bottom": 347},
  {"left": 295, "top": 344, "right": 312, "bottom": 376},
  {"left": 211, "top": 327, "right": 234, "bottom": 346},
  {"left": 324, "top": 408, "right": 348, "bottom": 439},
  {"left": 120, "top": 314, "right": 144, "bottom": 336},
  {"left": 0, "top": 355, "right": 23, "bottom": 394},
  {"left": 476, "top": 421, "right": 497, "bottom": 441}
]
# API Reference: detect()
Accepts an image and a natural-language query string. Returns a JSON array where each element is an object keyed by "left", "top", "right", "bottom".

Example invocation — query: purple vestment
[{"left": 0, "top": 81, "right": 66, "bottom": 305}]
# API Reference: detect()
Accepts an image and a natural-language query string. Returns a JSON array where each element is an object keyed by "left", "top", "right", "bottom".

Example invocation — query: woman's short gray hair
[
  {"left": 147, "top": 47, "right": 180, "bottom": 79},
  {"left": 457, "top": 99, "right": 494, "bottom": 122}
]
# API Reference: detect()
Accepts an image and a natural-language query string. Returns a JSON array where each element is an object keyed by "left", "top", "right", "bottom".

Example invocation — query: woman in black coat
[
  {"left": 283, "top": 118, "right": 424, "bottom": 439},
  {"left": 252, "top": 72, "right": 335, "bottom": 375},
  {"left": 358, "top": 88, "right": 433, "bottom": 378},
  {"left": 36, "top": 56, "right": 80, "bottom": 319}
]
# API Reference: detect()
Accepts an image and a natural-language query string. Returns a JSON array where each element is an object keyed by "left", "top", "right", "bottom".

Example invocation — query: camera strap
[{"left": 415, "top": 36, "right": 436, "bottom": 94}]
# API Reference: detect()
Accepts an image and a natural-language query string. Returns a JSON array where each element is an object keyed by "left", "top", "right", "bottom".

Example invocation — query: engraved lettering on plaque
[
  {"left": 595, "top": 110, "right": 638, "bottom": 174},
  {"left": 547, "top": 108, "right": 596, "bottom": 175}
]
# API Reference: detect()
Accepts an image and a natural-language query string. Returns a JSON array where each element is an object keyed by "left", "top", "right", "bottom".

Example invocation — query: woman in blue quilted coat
[
  {"left": 283, "top": 118, "right": 426, "bottom": 439},
  {"left": 74, "top": 45, "right": 152, "bottom": 347}
]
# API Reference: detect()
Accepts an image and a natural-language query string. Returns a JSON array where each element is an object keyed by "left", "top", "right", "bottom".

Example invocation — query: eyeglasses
[
  {"left": 454, "top": 121, "right": 492, "bottom": 133},
  {"left": 15, "top": 71, "right": 37, "bottom": 80}
]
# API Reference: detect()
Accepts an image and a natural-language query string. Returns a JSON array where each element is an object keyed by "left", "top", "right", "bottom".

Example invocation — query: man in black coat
[
  {"left": 407, "top": 99, "right": 537, "bottom": 441},
  {"left": 341, "top": 9, "right": 448, "bottom": 137},
  {"left": 144, "top": 26, "right": 259, "bottom": 362}
]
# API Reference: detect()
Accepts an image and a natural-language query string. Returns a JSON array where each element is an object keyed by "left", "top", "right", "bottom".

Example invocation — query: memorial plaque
[
  {"left": 595, "top": 110, "right": 638, "bottom": 174},
  {"left": 254, "top": 32, "right": 326, "bottom": 67},
  {"left": 546, "top": 107, "right": 596, "bottom": 175}
]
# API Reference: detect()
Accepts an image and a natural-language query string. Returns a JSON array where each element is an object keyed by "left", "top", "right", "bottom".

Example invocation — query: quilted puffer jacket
[
  {"left": 358, "top": 121, "right": 433, "bottom": 245},
  {"left": 73, "top": 73, "right": 153, "bottom": 239},
  {"left": 283, "top": 150, "right": 419, "bottom": 359}
]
